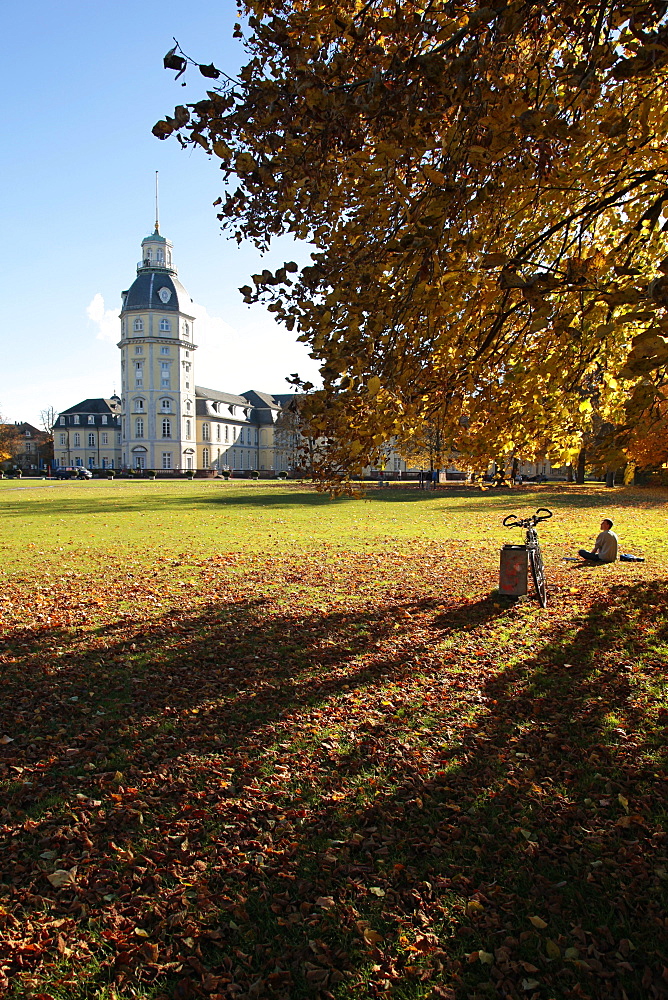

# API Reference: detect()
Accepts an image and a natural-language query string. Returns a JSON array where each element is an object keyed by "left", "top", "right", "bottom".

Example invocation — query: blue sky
[{"left": 0, "top": 1, "right": 320, "bottom": 426}]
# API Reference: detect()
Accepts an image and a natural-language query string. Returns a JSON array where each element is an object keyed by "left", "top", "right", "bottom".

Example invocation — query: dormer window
[
  {"left": 101, "top": 415, "right": 108, "bottom": 425},
  {"left": 88, "top": 415, "right": 95, "bottom": 425},
  {"left": 134, "top": 318, "right": 143, "bottom": 332},
  {"left": 73, "top": 415, "right": 80, "bottom": 425}
]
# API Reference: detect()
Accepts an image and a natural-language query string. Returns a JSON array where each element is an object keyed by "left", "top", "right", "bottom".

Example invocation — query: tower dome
[{"left": 121, "top": 226, "right": 195, "bottom": 316}]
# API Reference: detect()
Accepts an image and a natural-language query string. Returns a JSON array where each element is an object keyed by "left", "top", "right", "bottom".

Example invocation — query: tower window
[
  {"left": 135, "top": 361, "right": 142, "bottom": 371},
  {"left": 160, "top": 347, "right": 170, "bottom": 355},
  {"left": 135, "top": 346, "right": 142, "bottom": 354},
  {"left": 136, "top": 418, "right": 144, "bottom": 438},
  {"left": 161, "top": 398, "right": 172, "bottom": 411},
  {"left": 133, "top": 318, "right": 143, "bottom": 332},
  {"left": 160, "top": 319, "right": 171, "bottom": 331},
  {"left": 162, "top": 419, "right": 172, "bottom": 439},
  {"left": 134, "top": 398, "right": 144, "bottom": 411}
]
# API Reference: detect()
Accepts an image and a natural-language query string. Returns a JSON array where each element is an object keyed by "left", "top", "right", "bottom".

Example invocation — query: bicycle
[{"left": 501, "top": 508, "right": 553, "bottom": 607}]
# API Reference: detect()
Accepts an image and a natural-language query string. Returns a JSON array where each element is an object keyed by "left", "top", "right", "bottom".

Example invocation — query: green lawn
[{"left": 1, "top": 481, "right": 667, "bottom": 999}]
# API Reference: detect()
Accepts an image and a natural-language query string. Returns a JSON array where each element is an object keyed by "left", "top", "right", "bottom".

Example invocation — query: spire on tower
[{"left": 155, "top": 170, "right": 160, "bottom": 234}]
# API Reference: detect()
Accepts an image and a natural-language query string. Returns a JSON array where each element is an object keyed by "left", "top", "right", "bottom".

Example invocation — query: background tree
[
  {"left": 0, "top": 416, "right": 21, "bottom": 468},
  {"left": 157, "top": 1, "right": 668, "bottom": 488}
]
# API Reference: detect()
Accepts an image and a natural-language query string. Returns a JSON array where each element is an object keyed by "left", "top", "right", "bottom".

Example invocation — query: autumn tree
[
  {"left": 156, "top": 1, "right": 668, "bottom": 487},
  {"left": 0, "top": 418, "right": 20, "bottom": 467}
]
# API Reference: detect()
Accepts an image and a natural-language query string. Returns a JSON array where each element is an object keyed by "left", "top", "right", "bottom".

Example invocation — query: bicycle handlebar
[{"left": 502, "top": 507, "right": 553, "bottom": 528}]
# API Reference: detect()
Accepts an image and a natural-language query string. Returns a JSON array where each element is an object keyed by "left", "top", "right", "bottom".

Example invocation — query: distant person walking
[{"left": 578, "top": 518, "right": 618, "bottom": 563}]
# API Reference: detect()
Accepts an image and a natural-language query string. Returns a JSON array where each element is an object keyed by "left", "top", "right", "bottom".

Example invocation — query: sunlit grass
[{"left": 1, "top": 481, "right": 667, "bottom": 999}]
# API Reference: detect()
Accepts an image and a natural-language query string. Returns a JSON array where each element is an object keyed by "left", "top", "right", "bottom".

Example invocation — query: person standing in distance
[{"left": 579, "top": 518, "right": 618, "bottom": 563}]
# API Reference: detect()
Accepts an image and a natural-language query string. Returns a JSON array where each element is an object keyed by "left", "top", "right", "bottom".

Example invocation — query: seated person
[{"left": 579, "top": 518, "right": 618, "bottom": 563}]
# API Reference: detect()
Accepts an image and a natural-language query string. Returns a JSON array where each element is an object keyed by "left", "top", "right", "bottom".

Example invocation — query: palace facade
[{"left": 55, "top": 226, "right": 301, "bottom": 473}]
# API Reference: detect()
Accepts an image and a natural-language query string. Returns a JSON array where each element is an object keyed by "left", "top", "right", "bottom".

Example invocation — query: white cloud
[
  {"left": 191, "top": 300, "right": 321, "bottom": 395},
  {"left": 87, "top": 293, "right": 119, "bottom": 343}
]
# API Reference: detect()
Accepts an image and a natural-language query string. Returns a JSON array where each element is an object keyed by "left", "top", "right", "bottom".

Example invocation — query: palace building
[{"left": 55, "top": 225, "right": 300, "bottom": 473}]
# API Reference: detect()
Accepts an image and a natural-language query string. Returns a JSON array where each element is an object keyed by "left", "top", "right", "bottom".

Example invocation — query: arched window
[
  {"left": 159, "top": 319, "right": 171, "bottom": 331},
  {"left": 136, "top": 418, "right": 144, "bottom": 438},
  {"left": 202, "top": 423, "right": 210, "bottom": 441},
  {"left": 202, "top": 447, "right": 209, "bottom": 467},
  {"left": 162, "top": 419, "right": 172, "bottom": 439},
  {"left": 161, "top": 398, "right": 171, "bottom": 411},
  {"left": 133, "top": 318, "right": 143, "bottom": 332},
  {"left": 183, "top": 322, "right": 190, "bottom": 337},
  {"left": 185, "top": 419, "right": 191, "bottom": 438},
  {"left": 216, "top": 424, "right": 221, "bottom": 441},
  {"left": 186, "top": 400, "right": 191, "bottom": 412},
  {"left": 134, "top": 398, "right": 144, "bottom": 411},
  {"left": 88, "top": 415, "right": 95, "bottom": 425}
]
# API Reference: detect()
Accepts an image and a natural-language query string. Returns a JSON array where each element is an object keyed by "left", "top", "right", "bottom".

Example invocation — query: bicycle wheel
[{"left": 529, "top": 543, "right": 548, "bottom": 607}]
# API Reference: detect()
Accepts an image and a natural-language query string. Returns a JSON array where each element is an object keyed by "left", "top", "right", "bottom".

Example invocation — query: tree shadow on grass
[{"left": 2, "top": 582, "right": 668, "bottom": 999}]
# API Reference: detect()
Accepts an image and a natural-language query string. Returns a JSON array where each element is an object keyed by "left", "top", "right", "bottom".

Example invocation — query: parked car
[{"left": 55, "top": 468, "right": 93, "bottom": 480}]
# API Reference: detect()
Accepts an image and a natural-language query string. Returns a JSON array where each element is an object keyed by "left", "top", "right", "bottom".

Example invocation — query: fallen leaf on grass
[
  {"left": 46, "top": 868, "right": 77, "bottom": 888},
  {"left": 545, "top": 939, "right": 561, "bottom": 959},
  {"left": 528, "top": 915, "right": 548, "bottom": 929}
]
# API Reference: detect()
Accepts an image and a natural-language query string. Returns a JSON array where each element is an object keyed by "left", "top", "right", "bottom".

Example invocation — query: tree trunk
[
  {"left": 605, "top": 468, "right": 615, "bottom": 488},
  {"left": 576, "top": 448, "right": 586, "bottom": 485},
  {"left": 567, "top": 464, "right": 574, "bottom": 483}
]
